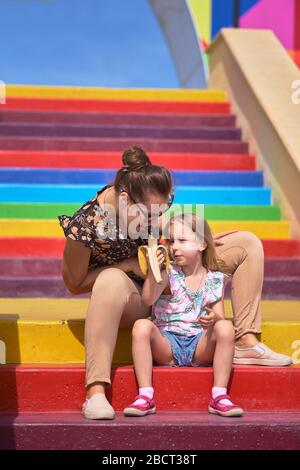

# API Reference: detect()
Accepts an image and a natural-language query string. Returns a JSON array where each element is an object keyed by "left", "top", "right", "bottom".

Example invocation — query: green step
[{"left": 0, "top": 203, "right": 281, "bottom": 221}]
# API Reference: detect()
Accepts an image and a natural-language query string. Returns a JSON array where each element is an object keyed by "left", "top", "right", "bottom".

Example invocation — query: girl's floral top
[{"left": 152, "top": 263, "right": 225, "bottom": 336}]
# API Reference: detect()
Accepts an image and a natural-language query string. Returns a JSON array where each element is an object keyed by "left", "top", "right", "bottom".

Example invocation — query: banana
[{"left": 138, "top": 235, "right": 170, "bottom": 284}]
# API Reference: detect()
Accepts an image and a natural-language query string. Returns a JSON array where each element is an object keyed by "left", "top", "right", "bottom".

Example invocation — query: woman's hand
[
  {"left": 213, "top": 230, "right": 239, "bottom": 247},
  {"left": 198, "top": 306, "right": 216, "bottom": 328}
]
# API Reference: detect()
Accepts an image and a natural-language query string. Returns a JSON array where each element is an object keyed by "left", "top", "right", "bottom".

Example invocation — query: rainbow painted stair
[{"left": 0, "top": 86, "right": 299, "bottom": 450}]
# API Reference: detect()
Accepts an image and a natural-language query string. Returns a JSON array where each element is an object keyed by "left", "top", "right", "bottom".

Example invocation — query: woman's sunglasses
[{"left": 121, "top": 189, "right": 174, "bottom": 221}]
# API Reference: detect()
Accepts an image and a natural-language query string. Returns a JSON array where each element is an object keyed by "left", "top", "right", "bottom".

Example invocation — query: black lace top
[{"left": 58, "top": 185, "right": 147, "bottom": 284}]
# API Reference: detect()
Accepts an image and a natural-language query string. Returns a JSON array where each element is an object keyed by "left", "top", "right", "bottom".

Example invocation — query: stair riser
[
  {"left": 0, "top": 203, "right": 280, "bottom": 220},
  {"left": 0, "top": 169, "right": 263, "bottom": 187},
  {"left": 0, "top": 110, "right": 236, "bottom": 127},
  {"left": 0, "top": 151, "right": 256, "bottom": 171},
  {"left": 0, "top": 187, "right": 272, "bottom": 206},
  {"left": 0, "top": 367, "right": 299, "bottom": 413},
  {"left": 1, "top": 258, "right": 298, "bottom": 277},
  {"left": 1, "top": 238, "right": 298, "bottom": 258},
  {"left": 0, "top": 321, "right": 298, "bottom": 363},
  {"left": 3, "top": 98, "right": 231, "bottom": 114},
  {"left": 0, "top": 124, "right": 242, "bottom": 141},
  {"left": 0, "top": 137, "right": 249, "bottom": 153},
  {"left": 0, "top": 278, "right": 298, "bottom": 299}
]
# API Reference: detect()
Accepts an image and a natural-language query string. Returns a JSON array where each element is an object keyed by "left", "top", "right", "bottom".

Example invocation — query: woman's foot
[
  {"left": 234, "top": 343, "right": 293, "bottom": 366},
  {"left": 82, "top": 392, "right": 115, "bottom": 420},
  {"left": 234, "top": 333, "right": 292, "bottom": 366},
  {"left": 208, "top": 394, "right": 244, "bottom": 417},
  {"left": 123, "top": 395, "right": 156, "bottom": 417}
]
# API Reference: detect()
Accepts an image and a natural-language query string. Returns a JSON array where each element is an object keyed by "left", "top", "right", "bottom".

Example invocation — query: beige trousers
[{"left": 84, "top": 231, "right": 264, "bottom": 386}]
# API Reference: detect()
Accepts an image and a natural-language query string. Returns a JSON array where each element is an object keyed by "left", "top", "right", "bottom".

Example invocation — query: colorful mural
[{"left": 188, "top": 0, "right": 300, "bottom": 67}]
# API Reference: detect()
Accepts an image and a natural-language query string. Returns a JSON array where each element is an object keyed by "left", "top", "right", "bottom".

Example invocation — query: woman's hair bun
[{"left": 122, "top": 146, "right": 151, "bottom": 171}]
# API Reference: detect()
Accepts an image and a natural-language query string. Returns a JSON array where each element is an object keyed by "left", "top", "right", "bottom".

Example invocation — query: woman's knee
[
  {"left": 92, "top": 267, "right": 131, "bottom": 296},
  {"left": 238, "top": 231, "right": 264, "bottom": 256},
  {"left": 132, "top": 319, "right": 153, "bottom": 340},
  {"left": 213, "top": 320, "right": 235, "bottom": 340}
]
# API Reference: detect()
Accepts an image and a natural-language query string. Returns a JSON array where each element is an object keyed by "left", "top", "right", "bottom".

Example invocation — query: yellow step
[
  {"left": 1, "top": 298, "right": 299, "bottom": 320},
  {"left": 0, "top": 219, "right": 291, "bottom": 239},
  {"left": 0, "top": 298, "right": 299, "bottom": 364},
  {"left": 5, "top": 85, "right": 226, "bottom": 102}
]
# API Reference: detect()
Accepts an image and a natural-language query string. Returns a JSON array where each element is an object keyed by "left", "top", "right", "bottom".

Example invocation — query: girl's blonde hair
[{"left": 166, "top": 212, "right": 231, "bottom": 276}]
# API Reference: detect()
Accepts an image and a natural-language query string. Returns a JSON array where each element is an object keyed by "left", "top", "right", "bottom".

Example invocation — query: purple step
[
  {"left": 2, "top": 257, "right": 300, "bottom": 278},
  {"left": 264, "top": 258, "right": 300, "bottom": 277},
  {"left": 0, "top": 412, "right": 299, "bottom": 450},
  {"left": 0, "top": 110, "right": 236, "bottom": 127},
  {"left": 0, "top": 123, "right": 242, "bottom": 141},
  {"left": 0, "top": 136, "right": 249, "bottom": 153},
  {"left": 1, "top": 276, "right": 299, "bottom": 299}
]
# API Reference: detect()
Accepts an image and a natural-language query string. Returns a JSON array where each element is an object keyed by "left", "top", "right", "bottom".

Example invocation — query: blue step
[
  {"left": 0, "top": 168, "right": 264, "bottom": 187},
  {"left": 0, "top": 184, "right": 272, "bottom": 205}
]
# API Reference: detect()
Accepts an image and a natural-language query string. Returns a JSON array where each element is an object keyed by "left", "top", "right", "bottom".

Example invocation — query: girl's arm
[
  {"left": 142, "top": 268, "right": 169, "bottom": 306},
  {"left": 141, "top": 248, "right": 169, "bottom": 306},
  {"left": 199, "top": 284, "right": 225, "bottom": 328},
  {"left": 208, "top": 284, "right": 226, "bottom": 322}
]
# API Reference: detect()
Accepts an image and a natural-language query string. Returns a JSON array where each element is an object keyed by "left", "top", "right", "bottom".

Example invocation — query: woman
[{"left": 58, "top": 146, "right": 292, "bottom": 420}]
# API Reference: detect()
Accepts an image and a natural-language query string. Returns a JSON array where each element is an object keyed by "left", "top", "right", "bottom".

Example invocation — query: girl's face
[{"left": 167, "top": 221, "right": 207, "bottom": 267}]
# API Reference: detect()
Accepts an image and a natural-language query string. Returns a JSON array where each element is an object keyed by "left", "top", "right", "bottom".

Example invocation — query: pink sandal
[
  {"left": 123, "top": 395, "right": 156, "bottom": 417},
  {"left": 208, "top": 394, "right": 244, "bottom": 417}
]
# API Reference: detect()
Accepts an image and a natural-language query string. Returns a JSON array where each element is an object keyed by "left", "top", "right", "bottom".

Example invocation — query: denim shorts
[{"left": 161, "top": 330, "right": 206, "bottom": 367}]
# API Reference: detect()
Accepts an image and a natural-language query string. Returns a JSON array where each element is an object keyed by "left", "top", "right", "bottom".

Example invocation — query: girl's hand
[
  {"left": 145, "top": 248, "right": 166, "bottom": 273},
  {"left": 156, "top": 248, "right": 167, "bottom": 271},
  {"left": 198, "top": 306, "right": 216, "bottom": 328},
  {"left": 213, "top": 230, "right": 239, "bottom": 247}
]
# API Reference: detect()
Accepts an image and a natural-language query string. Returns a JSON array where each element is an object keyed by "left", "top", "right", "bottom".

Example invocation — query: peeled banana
[{"left": 138, "top": 235, "right": 170, "bottom": 284}]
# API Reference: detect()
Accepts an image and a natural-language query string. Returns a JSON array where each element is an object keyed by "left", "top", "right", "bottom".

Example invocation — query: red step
[
  {"left": 0, "top": 238, "right": 299, "bottom": 258},
  {"left": 3, "top": 97, "right": 231, "bottom": 115},
  {"left": 0, "top": 365, "right": 299, "bottom": 413},
  {"left": 0, "top": 150, "right": 256, "bottom": 171},
  {"left": 1, "top": 411, "right": 300, "bottom": 450},
  {"left": 263, "top": 239, "right": 300, "bottom": 258},
  {"left": 0, "top": 238, "right": 65, "bottom": 257}
]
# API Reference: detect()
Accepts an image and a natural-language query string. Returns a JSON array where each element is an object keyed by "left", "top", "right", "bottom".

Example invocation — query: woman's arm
[{"left": 62, "top": 238, "right": 136, "bottom": 295}]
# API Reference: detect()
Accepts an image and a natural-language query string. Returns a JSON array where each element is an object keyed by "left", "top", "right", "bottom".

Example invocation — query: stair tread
[{"left": 1, "top": 410, "right": 299, "bottom": 450}]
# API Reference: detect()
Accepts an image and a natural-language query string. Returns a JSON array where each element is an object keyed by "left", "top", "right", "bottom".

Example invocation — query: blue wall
[
  {"left": 212, "top": 0, "right": 260, "bottom": 38},
  {"left": 0, "top": 0, "right": 179, "bottom": 88}
]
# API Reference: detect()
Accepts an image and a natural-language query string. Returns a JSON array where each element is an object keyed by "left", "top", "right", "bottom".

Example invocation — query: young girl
[{"left": 123, "top": 213, "right": 244, "bottom": 418}]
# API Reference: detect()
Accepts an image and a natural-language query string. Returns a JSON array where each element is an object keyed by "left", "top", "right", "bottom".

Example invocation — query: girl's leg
[
  {"left": 193, "top": 320, "right": 235, "bottom": 387},
  {"left": 193, "top": 321, "right": 243, "bottom": 416},
  {"left": 211, "top": 321, "right": 235, "bottom": 387},
  {"left": 123, "top": 321, "right": 174, "bottom": 416},
  {"left": 131, "top": 319, "right": 174, "bottom": 388},
  {"left": 84, "top": 267, "right": 150, "bottom": 398}
]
